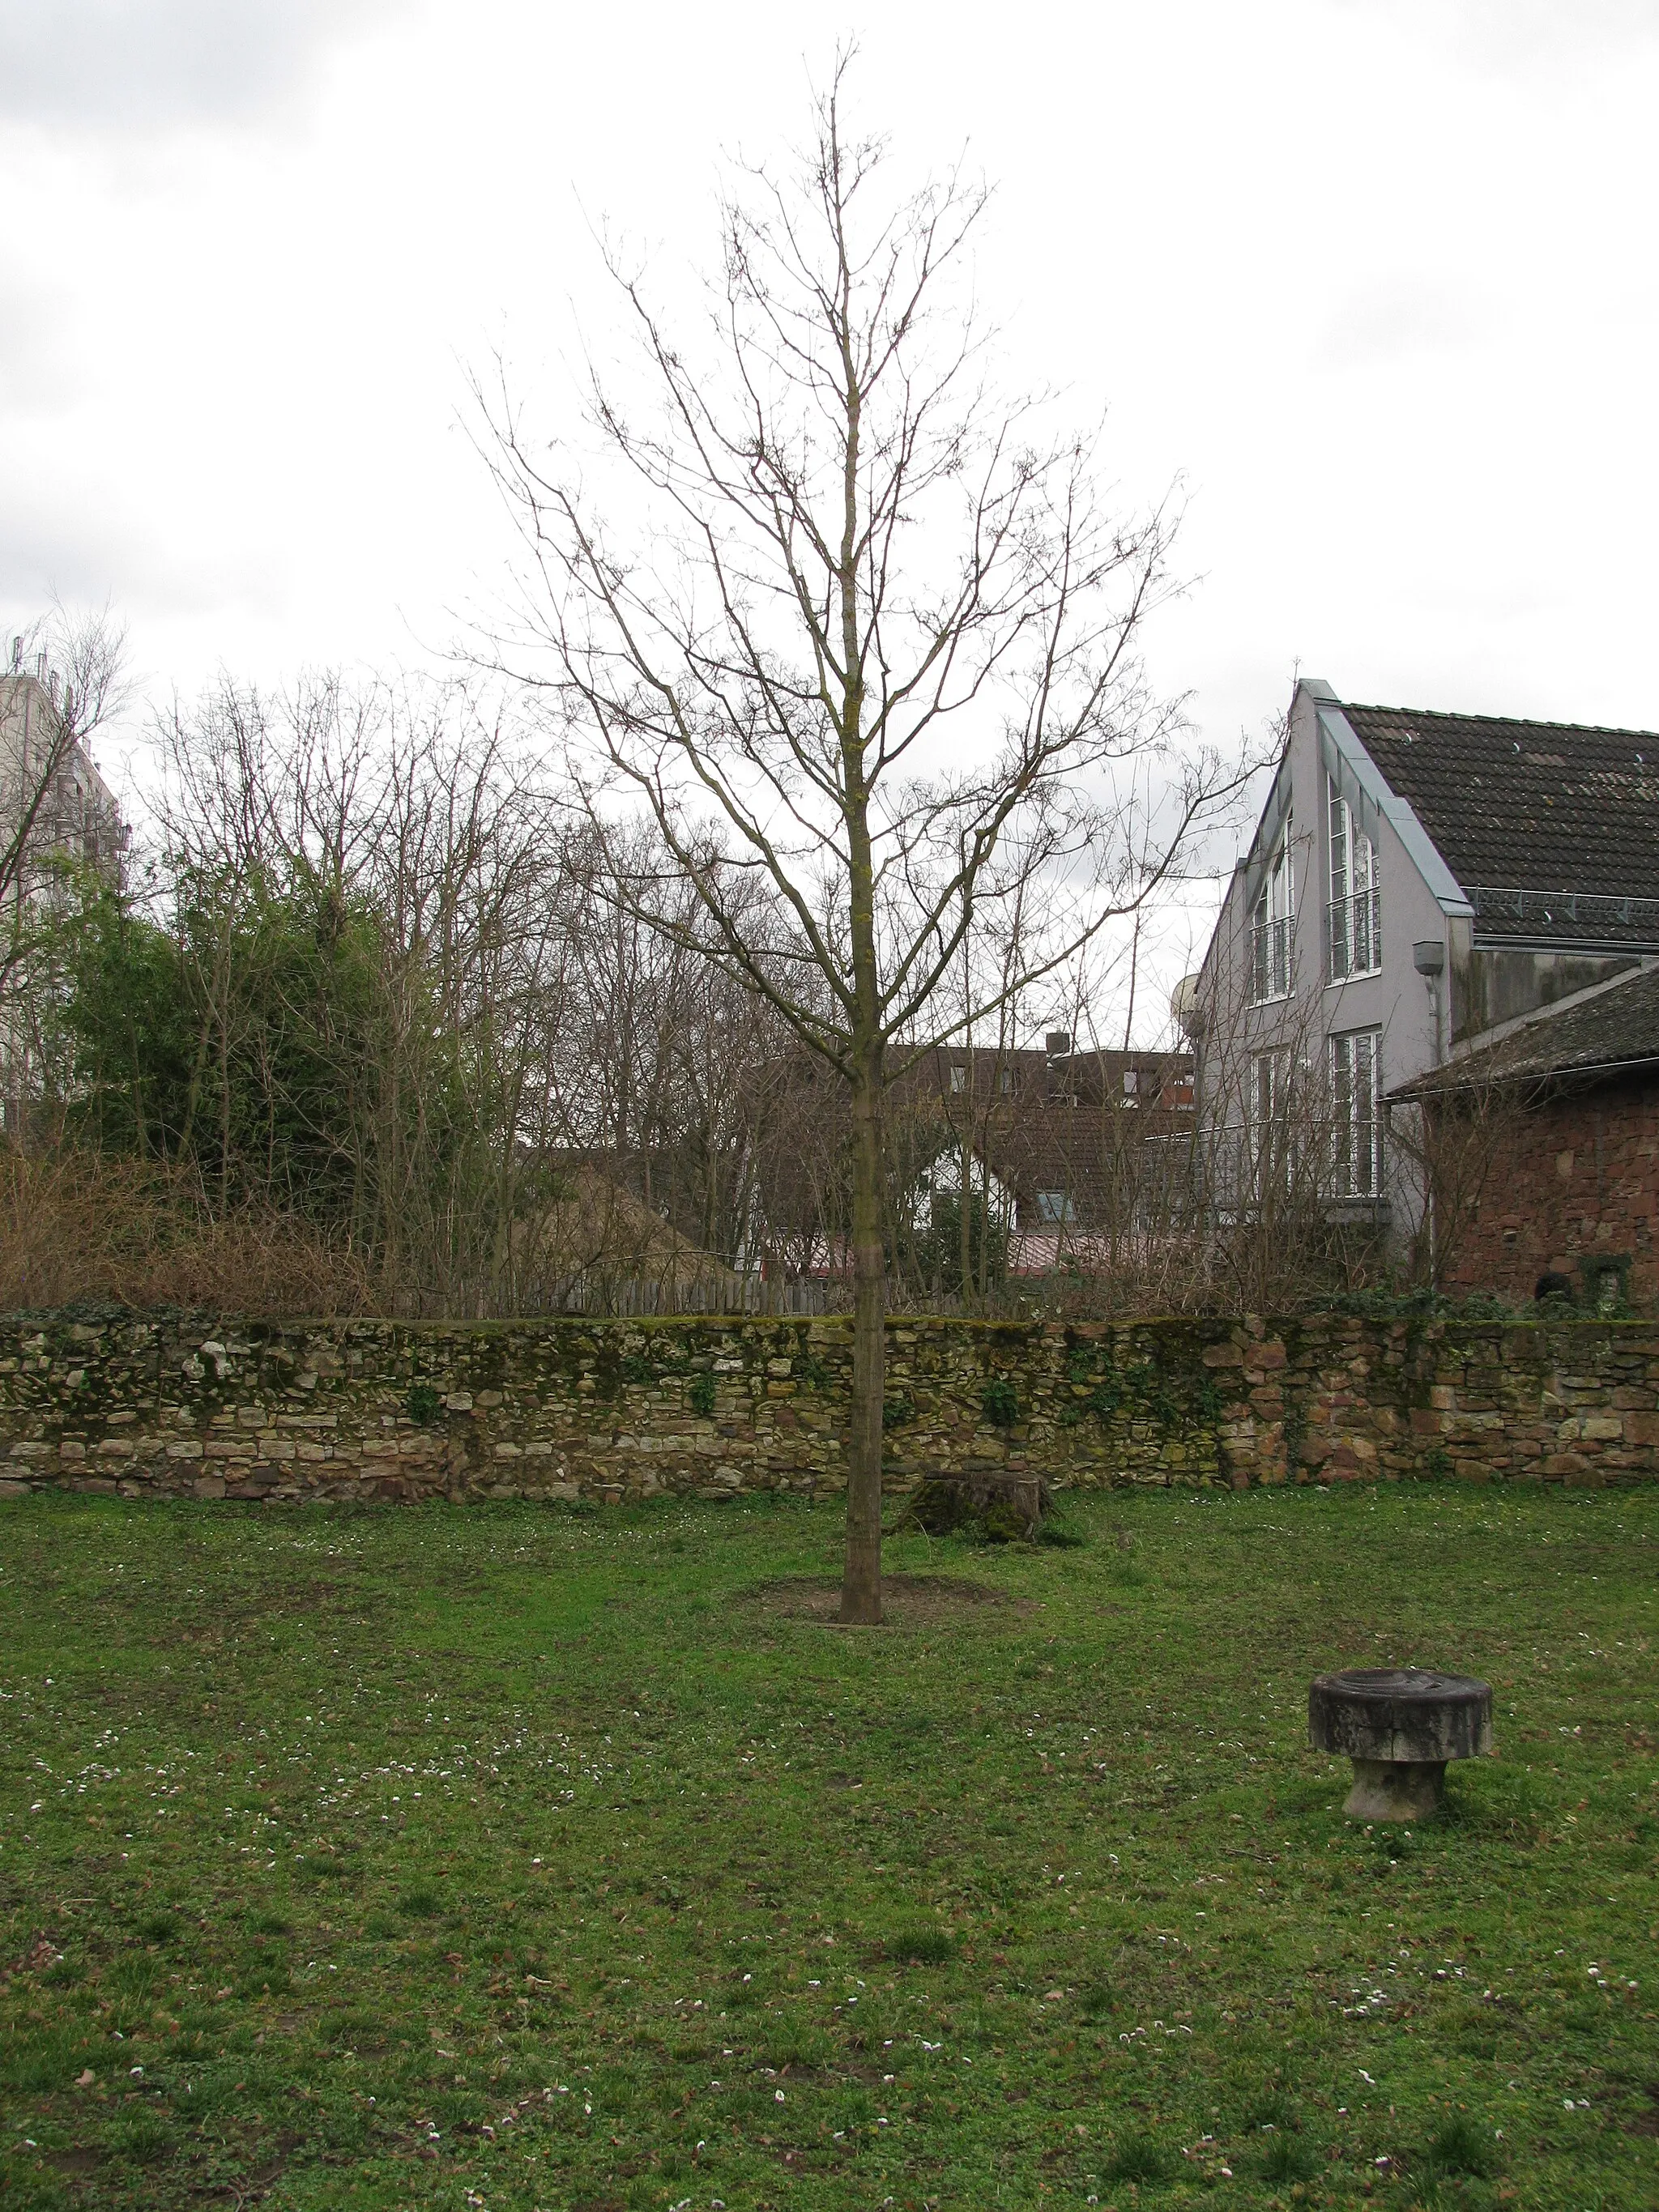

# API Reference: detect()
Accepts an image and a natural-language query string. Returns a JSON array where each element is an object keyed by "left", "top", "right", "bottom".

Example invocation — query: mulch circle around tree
[{"left": 755, "top": 1573, "right": 1031, "bottom": 1626}]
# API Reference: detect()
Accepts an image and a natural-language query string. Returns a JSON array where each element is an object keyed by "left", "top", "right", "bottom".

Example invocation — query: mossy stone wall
[{"left": 0, "top": 1311, "right": 1654, "bottom": 1506}]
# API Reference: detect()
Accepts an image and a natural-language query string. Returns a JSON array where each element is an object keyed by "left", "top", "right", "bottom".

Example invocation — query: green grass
[{"left": 0, "top": 1483, "right": 1655, "bottom": 2210}]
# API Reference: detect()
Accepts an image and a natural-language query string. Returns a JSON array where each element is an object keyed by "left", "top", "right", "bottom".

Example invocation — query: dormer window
[
  {"left": 1327, "top": 779, "right": 1380, "bottom": 982},
  {"left": 949, "top": 1063, "right": 966, "bottom": 1093},
  {"left": 1035, "top": 1189, "right": 1076, "bottom": 1225}
]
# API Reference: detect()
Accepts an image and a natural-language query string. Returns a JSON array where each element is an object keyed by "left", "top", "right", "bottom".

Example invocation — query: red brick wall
[{"left": 1442, "top": 1072, "right": 1659, "bottom": 1309}]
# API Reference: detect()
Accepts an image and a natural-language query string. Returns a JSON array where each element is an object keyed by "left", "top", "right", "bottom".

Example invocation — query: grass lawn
[{"left": 0, "top": 1485, "right": 1655, "bottom": 2211}]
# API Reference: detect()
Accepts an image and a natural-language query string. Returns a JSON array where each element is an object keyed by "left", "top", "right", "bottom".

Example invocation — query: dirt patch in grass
[
  {"left": 43, "top": 2146, "right": 103, "bottom": 2177},
  {"left": 756, "top": 1571, "right": 1029, "bottom": 1626}
]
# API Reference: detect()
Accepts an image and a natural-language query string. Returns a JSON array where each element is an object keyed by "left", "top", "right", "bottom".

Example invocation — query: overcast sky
[{"left": 3, "top": 0, "right": 1657, "bottom": 1016}]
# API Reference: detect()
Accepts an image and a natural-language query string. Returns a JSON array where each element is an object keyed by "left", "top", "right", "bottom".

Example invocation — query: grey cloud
[
  {"left": 0, "top": 270, "right": 87, "bottom": 410},
  {"left": 1337, "top": 0, "right": 1659, "bottom": 79},
  {"left": 0, "top": 477, "right": 286, "bottom": 625},
  {"left": 1315, "top": 276, "right": 1500, "bottom": 371},
  {"left": 1450, "top": 0, "right": 1659, "bottom": 66},
  {"left": 0, "top": 0, "right": 416, "bottom": 131},
  {"left": 0, "top": 491, "right": 147, "bottom": 612}
]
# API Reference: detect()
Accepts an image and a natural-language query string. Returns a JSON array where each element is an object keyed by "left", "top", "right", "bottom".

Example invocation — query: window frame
[
  {"left": 1326, "top": 778, "right": 1381, "bottom": 984},
  {"left": 1328, "top": 1026, "right": 1383, "bottom": 1198},
  {"left": 1250, "top": 818, "right": 1294, "bottom": 1004},
  {"left": 1250, "top": 1045, "right": 1292, "bottom": 1185}
]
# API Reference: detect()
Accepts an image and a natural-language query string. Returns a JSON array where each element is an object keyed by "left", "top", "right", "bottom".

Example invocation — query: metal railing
[
  {"left": 1250, "top": 914, "right": 1292, "bottom": 1002},
  {"left": 1465, "top": 885, "right": 1659, "bottom": 944}
]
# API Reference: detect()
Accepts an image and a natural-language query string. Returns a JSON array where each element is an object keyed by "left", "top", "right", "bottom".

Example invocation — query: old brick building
[{"left": 1393, "top": 962, "right": 1659, "bottom": 1309}]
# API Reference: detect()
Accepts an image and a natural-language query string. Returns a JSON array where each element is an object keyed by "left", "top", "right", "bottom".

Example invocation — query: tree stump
[
  {"left": 891, "top": 1471, "right": 1047, "bottom": 1542},
  {"left": 1308, "top": 1668, "right": 1493, "bottom": 1821}
]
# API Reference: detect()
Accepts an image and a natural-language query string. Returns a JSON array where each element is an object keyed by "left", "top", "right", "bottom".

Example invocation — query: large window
[
  {"left": 1327, "top": 779, "right": 1380, "bottom": 982},
  {"left": 1251, "top": 820, "right": 1294, "bottom": 1003},
  {"left": 1329, "top": 1028, "right": 1382, "bottom": 1197},
  {"left": 1251, "top": 1046, "right": 1290, "bottom": 1182}
]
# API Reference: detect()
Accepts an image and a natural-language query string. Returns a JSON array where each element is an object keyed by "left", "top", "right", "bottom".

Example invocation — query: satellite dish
[{"left": 1171, "top": 973, "right": 1204, "bottom": 1038}]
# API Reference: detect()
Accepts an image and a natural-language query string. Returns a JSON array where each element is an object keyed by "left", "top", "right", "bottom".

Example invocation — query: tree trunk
[
  {"left": 841, "top": 1042, "right": 885, "bottom": 1623},
  {"left": 834, "top": 270, "right": 884, "bottom": 1624}
]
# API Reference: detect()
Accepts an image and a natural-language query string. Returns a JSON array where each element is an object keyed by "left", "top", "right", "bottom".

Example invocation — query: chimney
[{"left": 1045, "top": 1029, "right": 1077, "bottom": 1105}]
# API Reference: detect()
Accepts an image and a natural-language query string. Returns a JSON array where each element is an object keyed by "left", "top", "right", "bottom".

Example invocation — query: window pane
[
  {"left": 1355, "top": 1033, "right": 1376, "bottom": 1195},
  {"left": 1328, "top": 780, "right": 1348, "bottom": 905},
  {"left": 1329, "top": 1029, "right": 1380, "bottom": 1196}
]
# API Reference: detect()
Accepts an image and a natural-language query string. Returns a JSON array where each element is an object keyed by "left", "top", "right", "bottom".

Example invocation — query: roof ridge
[{"left": 1342, "top": 701, "right": 1659, "bottom": 744}]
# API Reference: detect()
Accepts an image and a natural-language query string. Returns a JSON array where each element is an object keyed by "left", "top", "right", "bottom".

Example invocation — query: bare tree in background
[
  {"left": 478, "top": 59, "right": 1243, "bottom": 1622},
  {"left": 552, "top": 818, "right": 799, "bottom": 1265}
]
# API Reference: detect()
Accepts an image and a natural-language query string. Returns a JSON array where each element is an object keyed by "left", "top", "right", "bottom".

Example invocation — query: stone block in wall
[{"left": 1559, "top": 1415, "right": 1623, "bottom": 1443}]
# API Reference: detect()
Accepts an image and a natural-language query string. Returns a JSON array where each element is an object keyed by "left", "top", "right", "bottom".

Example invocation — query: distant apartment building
[
  {"left": 0, "top": 641, "right": 128, "bottom": 1125},
  {"left": 0, "top": 645, "right": 125, "bottom": 880}
]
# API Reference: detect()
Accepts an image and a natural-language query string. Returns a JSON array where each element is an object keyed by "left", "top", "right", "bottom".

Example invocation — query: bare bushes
[{"left": 0, "top": 1153, "right": 371, "bottom": 1316}]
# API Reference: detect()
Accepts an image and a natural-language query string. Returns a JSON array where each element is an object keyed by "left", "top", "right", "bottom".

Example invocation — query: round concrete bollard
[{"left": 1309, "top": 1668, "right": 1493, "bottom": 1822}]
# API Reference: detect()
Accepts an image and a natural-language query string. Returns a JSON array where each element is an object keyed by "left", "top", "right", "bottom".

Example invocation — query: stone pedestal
[{"left": 1309, "top": 1668, "right": 1492, "bottom": 1822}]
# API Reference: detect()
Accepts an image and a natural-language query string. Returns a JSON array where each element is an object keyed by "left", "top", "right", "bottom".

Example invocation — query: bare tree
[
  {"left": 148, "top": 670, "right": 580, "bottom": 1309},
  {"left": 477, "top": 60, "right": 1242, "bottom": 1619}
]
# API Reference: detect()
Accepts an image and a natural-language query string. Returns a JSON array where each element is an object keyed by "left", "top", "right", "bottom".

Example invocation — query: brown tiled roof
[
  {"left": 1342, "top": 701, "right": 1659, "bottom": 947},
  {"left": 902, "top": 1046, "right": 1195, "bottom": 1231},
  {"left": 976, "top": 1109, "right": 1192, "bottom": 1230},
  {"left": 1392, "top": 962, "right": 1659, "bottom": 1097}
]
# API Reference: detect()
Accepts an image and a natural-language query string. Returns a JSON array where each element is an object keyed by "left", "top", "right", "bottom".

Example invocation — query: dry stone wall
[{"left": 0, "top": 1311, "right": 1655, "bottom": 1507}]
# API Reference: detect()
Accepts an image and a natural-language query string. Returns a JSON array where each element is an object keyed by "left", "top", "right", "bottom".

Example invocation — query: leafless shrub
[
  {"left": 1387, "top": 1075, "right": 1534, "bottom": 1294},
  {"left": 0, "top": 1153, "right": 371, "bottom": 1316}
]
